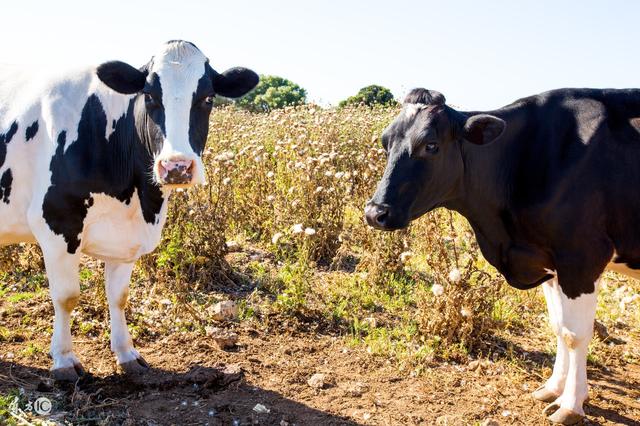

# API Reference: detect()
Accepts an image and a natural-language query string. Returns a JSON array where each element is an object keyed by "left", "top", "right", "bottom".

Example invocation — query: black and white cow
[
  {"left": 0, "top": 40, "right": 257, "bottom": 381},
  {"left": 365, "top": 88, "right": 640, "bottom": 424}
]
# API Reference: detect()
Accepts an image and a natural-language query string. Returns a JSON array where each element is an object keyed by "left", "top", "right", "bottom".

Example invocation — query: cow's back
[{"left": 0, "top": 64, "right": 95, "bottom": 244}]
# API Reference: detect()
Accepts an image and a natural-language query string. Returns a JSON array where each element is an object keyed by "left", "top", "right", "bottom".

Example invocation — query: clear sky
[{"left": 2, "top": 0, "right": 639, "bottom": 109}]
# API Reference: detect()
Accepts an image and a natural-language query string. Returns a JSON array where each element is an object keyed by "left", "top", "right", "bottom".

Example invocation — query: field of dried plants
[{"left": 1, "top": 105, "right": 639, "bottom": 425}]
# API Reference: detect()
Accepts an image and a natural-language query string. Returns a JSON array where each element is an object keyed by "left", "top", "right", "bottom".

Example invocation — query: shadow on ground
[{"left": 0, "top": 360, "right": 360, "bottom": 425}]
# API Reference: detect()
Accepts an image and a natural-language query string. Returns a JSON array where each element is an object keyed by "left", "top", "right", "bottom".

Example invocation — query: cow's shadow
[{"left": 0, "top": 360, "right": 360, "bottom": 425}]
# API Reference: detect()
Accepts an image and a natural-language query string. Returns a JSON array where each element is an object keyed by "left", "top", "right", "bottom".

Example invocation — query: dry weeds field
[{"left": 1, "top": 105, "right": 639, "bottom": 425}]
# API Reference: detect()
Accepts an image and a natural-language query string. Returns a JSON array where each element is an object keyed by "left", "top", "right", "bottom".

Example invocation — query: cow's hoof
[
  {"left": 52, "top": 363, "right": 85, "bottom": 382},
  {"left": 119, "top": 356, "right": 150, "bottom": 375},
  {"left": 547, "top": 407, "right": 584, "bottom": 425},
  {"left": 542, "top": 402, "right": 560, "bottom": 417},
  {"left": 532, "top": 385, "right": 561, "bottom": 402}
]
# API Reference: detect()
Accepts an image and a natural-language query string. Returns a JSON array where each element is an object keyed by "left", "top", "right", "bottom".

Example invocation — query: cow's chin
[{"left": 161, "top": 182, "right": 197, "bottom": 190}]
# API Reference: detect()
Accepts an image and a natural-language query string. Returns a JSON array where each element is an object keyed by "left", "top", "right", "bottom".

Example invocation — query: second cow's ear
[
  {"left": 212, "top": 67, "right": 259, "bottom": 98},
  {"left": 97, "top": 61, "right": 148, "bottom": 94},
  {"left": 462, "top": 114, "right": 506, "bottom": 145}
]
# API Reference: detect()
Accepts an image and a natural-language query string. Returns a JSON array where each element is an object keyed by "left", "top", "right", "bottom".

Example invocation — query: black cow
[{"left": 365, "top": 87, "right": 640, "bottom": 424}]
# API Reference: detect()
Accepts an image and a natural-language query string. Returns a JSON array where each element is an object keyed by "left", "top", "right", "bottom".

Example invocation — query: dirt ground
[{"left": 1, "top": 321, "right": 639, "bottom": 425}]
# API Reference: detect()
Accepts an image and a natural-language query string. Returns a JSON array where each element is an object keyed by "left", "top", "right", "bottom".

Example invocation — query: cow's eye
[
  {"left": 425, "top": 142, "right": 439, "bottom": 153},
  {"left": 204, "top": 96, "right": 214, "bottom": 106},
  {"left": 144, "top": 93, "right": 160, "bottom": 108}
]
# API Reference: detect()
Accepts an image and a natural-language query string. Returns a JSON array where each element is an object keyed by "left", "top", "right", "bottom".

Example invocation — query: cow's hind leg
[
  {"left": 541, "top": 280, "right": 597, "bottom": 425},
  {"left": 41, "top": 245, "right": 85, "bottom": 381},
  {"left": 105, "top": 261, "right": 149, "bottom": 374},
  {"left": 533, "top": 279, "right": 568, "bottom": 402}
]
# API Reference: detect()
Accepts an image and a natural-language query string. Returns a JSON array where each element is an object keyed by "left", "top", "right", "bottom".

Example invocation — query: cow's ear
[
  {"left": 213, "top": 67, "right": 259, "bottom": 98},
  {"left": 462, "top": 114, "right": 506, "bottom": 145},
  {"left": 97, "top": 61, "right": 148, "bottom": 94}
]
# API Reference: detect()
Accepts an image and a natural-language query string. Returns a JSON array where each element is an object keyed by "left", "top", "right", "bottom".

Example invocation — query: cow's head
[
  {"left": 96, "top": 40, "right": 258, "bottom": 187},
  {"left": 365, "top": 88, "right": 506, "bottom": 230}
]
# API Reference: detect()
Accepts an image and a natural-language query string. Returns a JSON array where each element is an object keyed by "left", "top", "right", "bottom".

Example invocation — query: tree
[
  {"left": 339, "top": 85, "right": 398, "bottom": 108},
  {"left": 234, "top": 75, "right": 307, "bottom": 112}
]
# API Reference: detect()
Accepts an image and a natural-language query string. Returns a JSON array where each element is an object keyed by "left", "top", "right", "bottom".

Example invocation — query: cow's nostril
[
  {"left": 375, "top": 209, "right": 389, "bottom": 226},
  {"left": 365, "top": 203, "right": 391, "bottom": 229}
]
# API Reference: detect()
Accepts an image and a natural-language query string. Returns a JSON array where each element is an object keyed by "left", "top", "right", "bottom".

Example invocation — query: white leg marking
[
  {"left": 542, "top": 280, "right": 569, "bottom": 396},
  {"left": 105, "top": 261, "right": 139, "bottom": 364},
  {"left": 41, "top": 244, "right": 82, "bottom": 371},
  {"left": 546, "top": 279, "right": 598, "bottom": 416}
]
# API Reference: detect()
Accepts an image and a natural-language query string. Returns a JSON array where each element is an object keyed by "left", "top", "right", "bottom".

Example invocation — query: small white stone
[
  {"left": 307, "top": 373, "right": 327, "bottom": 389},
  {"left": 225, "top": 241, "right": 240, "bottom": 252},
  {"left": 210, "top": 300, "right": 238, "bottom": 321},
  {"left": 253, "top": 403, "right": 270, "bottom": 414}
]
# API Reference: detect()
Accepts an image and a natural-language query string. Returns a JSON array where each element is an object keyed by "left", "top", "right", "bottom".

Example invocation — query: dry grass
[{"left": 1, "top": 105, "right": 639, "bottom": 424}]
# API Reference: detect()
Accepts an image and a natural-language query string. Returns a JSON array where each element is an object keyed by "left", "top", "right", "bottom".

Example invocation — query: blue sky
[{"left": 3, "top": 1, "right": 639, "bottom": 109}]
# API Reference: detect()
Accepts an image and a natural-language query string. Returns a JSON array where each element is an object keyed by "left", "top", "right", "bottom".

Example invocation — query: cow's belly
[{"left": 80, "top": 193, "right": 166, "bottom": 263}]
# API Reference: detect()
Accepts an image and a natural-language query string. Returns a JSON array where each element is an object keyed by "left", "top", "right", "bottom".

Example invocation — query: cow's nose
[
  {"left": 157, "top": 158, "right": 195, "bottom": 185},
  {"left": 365, "top": 203, "right": 391, "bottom": 229}
]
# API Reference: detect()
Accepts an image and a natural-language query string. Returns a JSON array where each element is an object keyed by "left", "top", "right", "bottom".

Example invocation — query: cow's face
[
  {"left": 365, "top": 88, "right": 505, "bottom": 230},
  {"left": 96, "top": 40, "right": 258, "bottom": 188}
]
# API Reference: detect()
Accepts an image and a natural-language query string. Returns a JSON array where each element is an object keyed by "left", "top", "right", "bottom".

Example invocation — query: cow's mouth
[{"left": 155, "top": 158, "right": 196, "bottom": 186}]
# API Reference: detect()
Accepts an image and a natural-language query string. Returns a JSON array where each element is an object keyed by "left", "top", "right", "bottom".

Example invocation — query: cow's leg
[
  {"left": 41, "top": 245, "right": 84, "bottom": 381},
  {"left": 541, "top": 280, "right": 597, "bottom": 425},
  {"left": 533, "top": 279, "right": 568, "bottom": 402},
  {"left": 105, "top": 261, "right": 149, "bottom": 374}
]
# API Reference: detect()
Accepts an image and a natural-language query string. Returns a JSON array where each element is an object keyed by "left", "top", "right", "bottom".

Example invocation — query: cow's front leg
[
  {"left": 41, "top": 246, "right": 84, "bottom": 381},
  {"left": 105, "top": 261, "right": 149, "bottom": 374},
  {"left": 540, "top": 279, "right": 597, "bottom": 425},
  {"left": 533, "top": 279, "right": 569, "bottom": 402}
]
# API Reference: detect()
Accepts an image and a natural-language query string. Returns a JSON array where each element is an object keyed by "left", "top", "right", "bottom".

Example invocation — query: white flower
[
  {"left": 266, "top": 195, "right": 276, "bottom": 203},
  {"left": 266, "top": 171, "right": 275, "bottom": 178},
  {"left": 460, "top": 307, "right": 471, "bottom": 318},
  {"left": 222, "top": 177, "right": 231, "bottom": 185},
  {"left": 399, "top": 251, "right": 413, "bottom": 264},
  {"left": 315, "top": 186, "right": 324, "bottom": 193},
  {"left": 291, "top": 224, "right": 304, "bottom": 234},
  {"left": 448, "top": 268, "right": 462, "bottom": 283},
  {"left": 271, "top": 232, "right": 283, "bottom": 244},
  {"left": 431, "top": 284, "right": 445, "bottom": 296},
  {"left": 304, "top": 227, "right": 316, "bottom": 236},
  {"left": 334, "top": 171, "right": 345, "bottom": 179},
  {"left": 214, "top": 151, "right": 235, "bottom": 161}
]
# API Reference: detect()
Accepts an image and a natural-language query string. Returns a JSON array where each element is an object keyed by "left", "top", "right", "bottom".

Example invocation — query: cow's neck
[
  {"left": 104, "top": 95, "right": 167, "bottom": 223},
  {"left": 444, "top": 108, "right": 552, "bottom": 286}
]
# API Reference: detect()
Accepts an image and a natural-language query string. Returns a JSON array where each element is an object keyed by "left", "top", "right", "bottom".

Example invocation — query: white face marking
[
  {"left": 150, "top": 42, "right": 208, "bottom": 185},
  {"left": 403, "top": 103, "right": 428, "bottom": 119}
]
